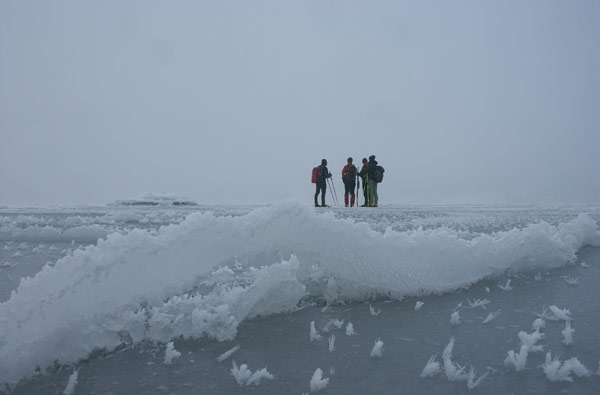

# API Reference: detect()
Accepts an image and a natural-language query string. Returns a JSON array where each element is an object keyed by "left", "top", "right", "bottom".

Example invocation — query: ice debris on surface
[
  {"left": 450, "top": 311, "right": 461, "bottom": 325},
  {"left": 328, "top": 335, "right": 335, "bottom": 352},
  {"left": 532, "top": 317, "right": 545, "bottom": 331},
  {"left": 164, "top": 342, "right": 181, "bottom": 364},
  {"left": 482, "top": 309, "right": 501, "bottom": 323},
  {"left": 309, "top": 368, "right": 329, "bottom": 392},
  {"left": 216, "top": 345, "right": 240, "bottom": 362},
  {"left": 562, "top": 321, "right": 575, "bottom": 345},
  {"left": 370, "top": 339, "right": 384, "bottom": 357},
  {"left": 419, "top": 354, "right": 441, "bottom": 378},
  {"left": 441, "top": 338, "right": 467, "bottom": 381},
  {"left": 231, "top": 361, "right": 274, "bottom": 386},
  {"left": 369, "top": 304, "right": 381, "bottom": 316},
  {"left": 466, "top": 298, "right": 490, "bottom": 309},
  {"left": 62, "top": 368, "right": 79, "bottom": 395},
  {"left": 561, "top": 276, "right": 579, "bottom": 285},
  {"left": 541, "top": 352, "right": 590, "bottom": 382},
  {"left": 310, "top": 321, "right": 322, "bottom": 341},
  {"left": 414, "top": 301, "right": 424, "bottom": 311},
  {"left": 497, "top": 279, "right": 513, "bottom": 291},
  {"left": 345, "top": 322, "right": 356, "bottom": 336},
  {"left": 322, "top": 318, "right": 344, "bottom": 332},
  {"left": 504, "top": 330, "right": 544, "bottom": 371},
  {"left": 548, "top": 305, "right": 572, "bottom": 321},
  {"left": 467, "top": 366, "right": 488, "bottom": 390}
]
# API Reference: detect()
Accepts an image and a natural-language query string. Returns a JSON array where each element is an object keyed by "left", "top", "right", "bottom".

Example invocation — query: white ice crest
[
  {"left": 415, "top": 301, "right": 424, "bottom": 311},
  {"left": 328, "top": 335, "right": 336, "bottom": 352}
]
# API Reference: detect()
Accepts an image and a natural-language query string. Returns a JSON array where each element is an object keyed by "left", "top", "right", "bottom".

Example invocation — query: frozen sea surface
[{"left": 1, "top": 202, "right": 599, "bottom": 394}]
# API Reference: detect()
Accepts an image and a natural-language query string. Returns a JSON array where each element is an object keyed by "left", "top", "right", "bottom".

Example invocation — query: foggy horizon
[{"left": 1, "top": 1, "right": 599, "bottom": 206}]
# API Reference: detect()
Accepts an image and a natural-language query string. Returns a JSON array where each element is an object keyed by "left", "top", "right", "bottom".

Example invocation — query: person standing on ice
[
  {"left": 358, "top": 157, "right": 369, "bottom": 206},
  {"left": 366, "top": 155, "right": 379, "bottom": 207},
  {"left": 341, "top": 157, "right": 358, "bottom": 207},
  {"left": 314, "top": 159, "right": 332, "bottom": 207}
]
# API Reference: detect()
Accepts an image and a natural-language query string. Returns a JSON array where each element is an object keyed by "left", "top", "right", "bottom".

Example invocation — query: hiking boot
[
  {"left": 345, "top": 204, "right": 349, "bottom": 207},
  {"left": 321, "top": 204, "right": 330, "bottom": 207},
  {"left": 360, "top": 204, "right": 368, "bottom": 207},
  {"left": 374, "top": 203, "right": 378, "bottom": 207},
  {"left": 315, "top": 203, "right": 321, "bottom": 207}
]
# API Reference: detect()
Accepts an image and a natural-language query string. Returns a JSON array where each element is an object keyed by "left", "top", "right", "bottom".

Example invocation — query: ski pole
[
  {"left": 365, "top": 174, "right": 369, "bottom": 207},
  {"left": 330, "top": 178, "right": 339, "bottom": 206},
  {"left": 326, "top": 178, "right": 335, "bottom": 206},
  {"left": 356, "top": 174, "right": 359, "bottom": 208}
]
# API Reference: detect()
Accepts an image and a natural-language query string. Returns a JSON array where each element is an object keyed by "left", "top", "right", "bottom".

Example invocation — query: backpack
[
  {"left": 374, "top": 165, "right": 385, "bottom": 183},
  {"left": 347, "top": 165, "right": 357, "bottom": 180},
  {"left": 311, "top": 166, "right": 323, "bottom": 183}
]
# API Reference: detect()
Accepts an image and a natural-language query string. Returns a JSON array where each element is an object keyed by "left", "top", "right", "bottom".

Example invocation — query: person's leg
[
  {"left": 314, "top": 184, "right": 320, "bottom": 206},
  {"left": 349, "top": 181, "right": 356, "bottom": 206},
  {"left": 368, "top": 180, "right": 376, "bottom": 206},
  {"left": 321, "top": 183, "right": 327, "bottom": 206},
  {"left": 344, "top": 181, "right": 351, "bottom": 206},
  {"left": 373, "top": 182, "right": 378, "bottom": 206}
]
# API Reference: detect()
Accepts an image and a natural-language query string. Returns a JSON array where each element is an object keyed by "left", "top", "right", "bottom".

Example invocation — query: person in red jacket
[{"left": 341, "top": 157, "right": 358, "bottom": 207}]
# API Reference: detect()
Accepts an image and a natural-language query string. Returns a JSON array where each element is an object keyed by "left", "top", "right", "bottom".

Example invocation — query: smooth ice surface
[{"left": 1, "top": 203, "right": 600, "bottom": 394}]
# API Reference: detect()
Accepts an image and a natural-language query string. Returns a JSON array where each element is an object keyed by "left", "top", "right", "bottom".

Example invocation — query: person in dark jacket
[
  {"left": 341, "top": 157, "right": 358, "bottom": 207},
  {"left": 314, "top": 159, "right": 332, "bottom": 207},
  {"left": 358, "top": 157, "right": 369, "bottom": 207},
  {"left": 366, "top": 155, "right": 379, "bottom": 207}
]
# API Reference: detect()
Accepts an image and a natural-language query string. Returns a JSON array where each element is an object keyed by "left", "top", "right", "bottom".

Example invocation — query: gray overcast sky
[{"left": 1, "top": 0, "right": 599, "bottom": 205}]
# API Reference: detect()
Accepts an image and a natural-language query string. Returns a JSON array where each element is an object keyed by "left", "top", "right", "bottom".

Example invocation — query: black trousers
[
  {"left": 344, "top": 180, "right": 356, "bottom": 196},
  {"left": 314, "top": 183, "right": 326, "bottom": 205}
]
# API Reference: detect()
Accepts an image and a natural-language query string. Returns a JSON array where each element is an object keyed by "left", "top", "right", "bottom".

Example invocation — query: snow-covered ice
[{"left": 1, "top": 202, "right": 599, "bottom": 394}]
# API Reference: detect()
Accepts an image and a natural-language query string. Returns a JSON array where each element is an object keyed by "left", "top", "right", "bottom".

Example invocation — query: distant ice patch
[{"left": 109, "top": 193, "right": 198, "bottom": 206}]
